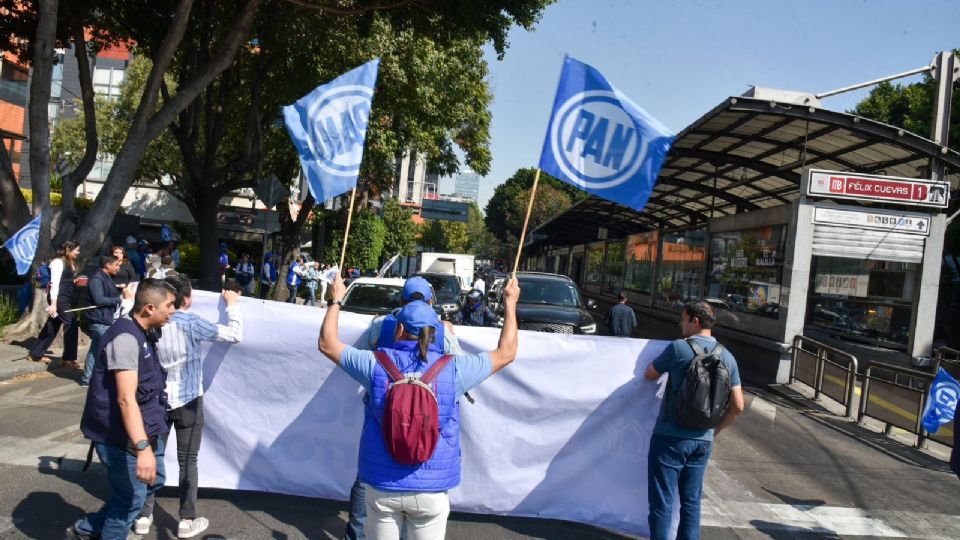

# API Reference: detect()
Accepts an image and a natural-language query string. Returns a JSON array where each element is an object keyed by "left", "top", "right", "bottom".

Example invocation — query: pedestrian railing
[
  {"left": 857, "top": 361, "right": 955, "bottom": 449},
  {"left": 933, "top": 347, "right": 960, "bottom": 381},
  {"left": 789, "top": 335, "right": 859, "bottom": 418}
]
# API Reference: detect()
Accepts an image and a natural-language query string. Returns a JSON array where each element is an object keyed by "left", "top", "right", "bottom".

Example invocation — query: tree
[
  {"left": 381, "top": 198, "right": 418, "bottom": 258},
  {"left": 465, "top": 202, "right": 501, "bottom": 258},
  {"left": 484, "top": 167, "right": 585, "bottom": 242},
  {"left": 322, "top": 209, "right": 386, "bottom": 271},
  {"left": 417, "top": 218, "right": 468, "bottom": 253}
]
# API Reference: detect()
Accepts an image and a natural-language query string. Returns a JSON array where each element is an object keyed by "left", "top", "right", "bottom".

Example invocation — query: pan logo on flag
[
  {"left": 930, "top": 380, "right": 959, "bottom": 420},
  {"left": 550, "top": 90, "right": 645, "bottom": 190},
  {"left": 304, "top": 85, "right": 373, "bottom": 177}
]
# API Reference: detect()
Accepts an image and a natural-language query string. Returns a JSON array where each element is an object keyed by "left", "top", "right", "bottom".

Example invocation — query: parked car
[
  {"left": 494, "top": 272, "right": 597, "bottom": 334},
  {"left": 340, "top": 277, "right": 406, "bottom": 316},
  {"left": 414, "top": 271, "right": 463, "bottom": 320}
]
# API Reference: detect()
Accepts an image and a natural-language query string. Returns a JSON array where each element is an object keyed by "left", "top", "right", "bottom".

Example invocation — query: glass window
[
  {"left": 705, "top": 226, "right": 786, "bottom": 319},
  {"left": 584, "top": 242, "right": 604, "bottom": 288},
  {"left": 625, "top": 231, "right": 658, "bottom": 294},
  {"left": 654, "top": 229, "right": 706, "bottom": 309},
  {"left": 807, "top": 257, "right": 918, "bottom": 346},
  {"left": 603, "top": 240, "right": 625, "bottom": 294},
  {"left": 518, "top": 279, "right": 581, "bottom": 307},
  {"left": 93, "top": 67, "right": 124, "bottom": 99},
  {"left": 343, "top": 284, "right": 403, "bottom": 312}
]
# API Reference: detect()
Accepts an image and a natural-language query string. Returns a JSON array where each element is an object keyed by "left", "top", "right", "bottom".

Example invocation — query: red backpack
[{"left": 373, "top": 351, "right": 454, "bottom": 465}]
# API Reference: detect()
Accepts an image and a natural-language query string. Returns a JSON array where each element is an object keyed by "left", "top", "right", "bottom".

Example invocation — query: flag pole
[
  {"left": 338, "top": 187, "right": 358, "bottom": 272},
  {"left": 511, "top": 168, "right": 542, "bottom": 277}
]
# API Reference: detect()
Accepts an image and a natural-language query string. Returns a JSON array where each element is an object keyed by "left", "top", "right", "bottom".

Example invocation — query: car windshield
[
  {"left": 343, "top": 284, "right": 403, "bottom": 312},
  {"left": 420, "top": 275, "right": 459, "bottom": 295},
  {"left": 518, "top": 280, "right": 581, "bottom": 307}
]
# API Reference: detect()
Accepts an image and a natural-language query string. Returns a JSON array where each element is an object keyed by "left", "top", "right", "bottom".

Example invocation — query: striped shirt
[{"left": 157, "top": 306, "right": 243, "bottom": 410}]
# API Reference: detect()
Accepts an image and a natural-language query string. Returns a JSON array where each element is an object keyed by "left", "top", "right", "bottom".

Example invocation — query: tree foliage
[
  {"left": 381, "top": 198, "right": 418, "bottom": 257},
  {"left": 323, "top": 210, "right": 386, "bottom": 270},
  {"left": 484, "top": 167, "right": 585, "bottom": 242}
]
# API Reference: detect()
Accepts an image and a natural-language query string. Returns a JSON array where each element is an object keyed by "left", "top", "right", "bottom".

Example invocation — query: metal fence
[{"left": 789, "top": 335, "right": 859, "bottom": 418}]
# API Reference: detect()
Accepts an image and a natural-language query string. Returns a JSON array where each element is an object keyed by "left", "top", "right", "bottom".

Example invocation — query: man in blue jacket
[
  {"left": 319, "top": 274, "right": 519, "bottom": 539},
  {"left": 80, "top": 256, "right": 122, "bottom": 387}
]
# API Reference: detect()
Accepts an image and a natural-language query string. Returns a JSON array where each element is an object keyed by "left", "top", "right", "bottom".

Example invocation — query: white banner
[{"left": 168, "top": 291, "right": 673, "bottom": 537}]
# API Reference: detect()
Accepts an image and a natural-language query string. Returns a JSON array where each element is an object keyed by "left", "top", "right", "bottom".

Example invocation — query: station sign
[
  {"left": 806, "top": 169, "right": 949, "bottom": 209},
  {"left": 812, "top": 206, "right": 930, "bottom": 236}
]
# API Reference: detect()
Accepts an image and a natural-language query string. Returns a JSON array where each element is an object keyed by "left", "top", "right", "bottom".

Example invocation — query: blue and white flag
[
  {"left": 539, "top": 56, "right": 674, "bottom": 211},
  {"left": 922, "top": 368, "right": 960, "bottom": 434},
  {"left": 160, "top": 223, "right": 174, "bottom": 242},
  {"left": 283, "top": 58, "right": 380, "bottom": 203},
  {"left": 2, "top": 213, "right": 41, "bottom": 275}
]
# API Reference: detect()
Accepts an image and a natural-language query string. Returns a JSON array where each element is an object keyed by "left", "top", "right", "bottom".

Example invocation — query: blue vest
[
  {"left": 287, "top": 262, "right": 301, "bottom": 286},
  {"left": 376, "top": 312, "right": 445, "bottom": 353},
  {"left": 80, "top": 317, "right": 170, "bottom": 446},
  {"left": 358, "top": 341, "right": 460, "bottom": 492}
]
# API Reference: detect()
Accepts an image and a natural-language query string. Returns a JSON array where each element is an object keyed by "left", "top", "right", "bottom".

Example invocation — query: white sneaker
[
  {"left": 177, "top": 517, "right": 209, "bottom": 539},
  {"left": 133, "top": 515, "right": 153, "bottom": 535}
]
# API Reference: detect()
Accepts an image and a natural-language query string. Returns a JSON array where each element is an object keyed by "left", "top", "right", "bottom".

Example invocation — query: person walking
[
  {"left": 28, "top": 240, "right": 82, "bottom": 368},
  {"left": 79, "top": 255, "right": 123, "bottom": 387},
  {"left": 643, "top": 301, "right": 745, "bottom": 539},
  {"left": 318, "top": 263, "right": 331, "bottom": 307},
  {"left": 259, "top": 253, "right": 277, "bottom": 299},
  {"left": 69, "top": 279, "right": 178, "bottom": 540},
  {"left": 319, "top": 274, "right": 520, "bottom": 540},
  {"left": 286, "top": 255, "right": 304, "bottom": 304},
  {"left": 133, "top": 274, "right": 243, "bottom": 538},
  {"left": 303, "top": 261, "right": 321, "bottom": 306},
  {"left": 606, "top": 291, "right": 637, "bottom": 337}
]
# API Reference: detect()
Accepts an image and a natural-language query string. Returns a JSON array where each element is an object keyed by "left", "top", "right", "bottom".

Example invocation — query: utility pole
[{"left": 929, "top": 51, "right": 959, "bottom": 184}]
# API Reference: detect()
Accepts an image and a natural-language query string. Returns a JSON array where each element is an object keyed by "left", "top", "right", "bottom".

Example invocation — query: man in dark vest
[
  {"left": 69, "top": 279, "right": 178, "bottom": 540},
  {"left": 319, "top": 274, "right": 520, "bottom": 539},
  {"left": 79, "top": 255, "right": 122, "bottom": 387}
]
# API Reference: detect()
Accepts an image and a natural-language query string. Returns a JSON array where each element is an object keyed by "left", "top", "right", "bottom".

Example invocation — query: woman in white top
[{"left": 28, "top": 240, "right": 81, "bottom": 368}]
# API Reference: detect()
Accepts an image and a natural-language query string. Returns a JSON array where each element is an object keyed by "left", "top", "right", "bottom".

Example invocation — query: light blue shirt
[{"left": 339, "top": 346, "right": 492, "bottom": 398}]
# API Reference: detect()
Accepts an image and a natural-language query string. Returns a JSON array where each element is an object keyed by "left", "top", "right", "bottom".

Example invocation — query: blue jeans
[
  {"left": 74, "top": 437, "right": 167, "bottom": 539},
  {"left": 647, "top": 434, "right": 712, "bottom": 540},
  {"left": 306, "top": 284, "right": 317, "bottom": 306},
  {"left": 81, "top": 323, "right": 110, "bottom": 385}
]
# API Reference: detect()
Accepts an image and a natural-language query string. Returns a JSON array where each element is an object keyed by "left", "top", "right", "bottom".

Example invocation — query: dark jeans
[
  {"left": 81, "top": 323, "right": 110, "bottom": 385},
  {"left": 141, "top": 397, "right": 204, "bottom": 520},
  {"left": 259, "top": 282, "right": 272, "bottom": 299},
  {"left": 647, "top": 434, "right": 712, "bottom": 540},
  {"left": 346, "top": 477, "right": 406, "bottom": 540},
  {"left": 74, "top": 437, "right": 166, "bottom": 539},
  {"left": 287, "top": 284, "right": 299, "bottom": 303},
  {"left": 30, "top": 295, "right": 78, "bottom": 362}
]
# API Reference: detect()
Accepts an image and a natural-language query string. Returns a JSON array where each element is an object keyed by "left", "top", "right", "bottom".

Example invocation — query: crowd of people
[{"left": 22, "top": 237, "right": 747, "bottom": 540}]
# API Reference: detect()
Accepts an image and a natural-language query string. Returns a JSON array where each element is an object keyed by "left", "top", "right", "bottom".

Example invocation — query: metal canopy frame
[{"left": 531, "top": 95, "right": 960, "bottom": 246}]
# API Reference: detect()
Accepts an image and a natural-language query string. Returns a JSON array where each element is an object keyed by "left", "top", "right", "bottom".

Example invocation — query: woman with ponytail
[{"left": 28, "top": 240, "right": 82, "bottom": 368}]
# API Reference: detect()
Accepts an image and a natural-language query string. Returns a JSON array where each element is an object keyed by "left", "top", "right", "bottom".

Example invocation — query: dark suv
[
  {"left": 494, "top": 272, "right": 597, "bottom": 334},
  {"left": 414, "top": 272, "right": 463, "bottom": 320}
]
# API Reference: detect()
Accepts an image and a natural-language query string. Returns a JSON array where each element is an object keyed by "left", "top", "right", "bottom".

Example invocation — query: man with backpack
[
  {"left": 643, "top": 301, "right": 745, "bottom": 540},
  {"left": 319, "top": 274, "right": 519, "bottom": 540}
]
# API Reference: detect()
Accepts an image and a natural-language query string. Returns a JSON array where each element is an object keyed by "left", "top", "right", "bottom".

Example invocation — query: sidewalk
[{"left": 0, "top": 342, "right": 64, "bottom": 382}]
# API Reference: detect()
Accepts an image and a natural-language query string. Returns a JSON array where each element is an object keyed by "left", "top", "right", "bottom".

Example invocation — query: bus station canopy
[{"left": 531, "top": 95, "right": 960, "bottom": 246}]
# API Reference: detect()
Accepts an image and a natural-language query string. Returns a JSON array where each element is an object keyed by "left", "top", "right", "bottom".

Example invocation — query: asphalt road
[{"left": 0, "top": 363, "right": 958, "bottom": 539}]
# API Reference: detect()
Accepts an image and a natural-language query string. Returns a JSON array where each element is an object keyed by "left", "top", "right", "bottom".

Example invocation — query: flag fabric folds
[
  {"left": 283, "top": 58, "right": 380, "bottom": 204},
  {"left": 538, "top": 55, "right": 674, "bottom": 212},
  {"left": 921, "top": 368, "right": 960, "bottom": 434},
  {"left": 2, "top": 213, "right": 42, "bottom": 275}
]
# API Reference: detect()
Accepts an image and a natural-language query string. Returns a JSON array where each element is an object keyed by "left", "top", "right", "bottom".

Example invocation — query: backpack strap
[
  {"left": 373, "top": 351, "right": 405, "bottom": 382},
  {"left": 685, "top": 338, "right": 725, "bottom": 358},
  {"left": 420, "top": 355, "right": 454, "bottom": 385}
]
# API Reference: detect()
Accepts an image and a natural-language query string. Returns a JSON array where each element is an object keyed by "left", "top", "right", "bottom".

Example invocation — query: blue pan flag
[
  {"left": 2, "top": 213, "right": 42, "bottom": 275},
  {"left": 922, "top": 368, "right": 959, "bottom": 434},
  {"left": 283, "top": 58, "right": 380, "bottom": 203},
  {"left": 539, "top": 56, "right": 674, "bottom": 211}
]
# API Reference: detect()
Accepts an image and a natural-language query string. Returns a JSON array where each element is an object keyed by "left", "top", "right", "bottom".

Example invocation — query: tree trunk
[
  {"left": 2, "top": 290, "right": 49, "bottom": 344},
  {"left": 28, "top": 0, "right": 58, "bottom": 266},
  {"left": 196, "top": 202, "right": 223, "bottom": 291},
  {"left": 0, "top": 140, "right": 30, "bottom": 242}
]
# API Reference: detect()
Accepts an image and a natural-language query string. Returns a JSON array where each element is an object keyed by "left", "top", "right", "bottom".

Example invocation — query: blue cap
[
  {"left": 396, "top": 301, "right": 439, "bottom": 337},
  {"left": 401, "top": 276, "right": 433, "bottom": 302}
]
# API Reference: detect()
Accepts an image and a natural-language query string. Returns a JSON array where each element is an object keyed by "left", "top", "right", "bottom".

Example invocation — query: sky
[{"left": 448, "top": 0, "right": 960, "bottom": 209}]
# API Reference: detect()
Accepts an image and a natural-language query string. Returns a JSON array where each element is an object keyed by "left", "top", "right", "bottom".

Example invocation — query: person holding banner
[
  {"left": 79, "top": 255, "right": 123, "bottom": 387},
  {"left": 319, "top": 274, "right": 519, "bottom": 540},
  {"left": 28, "top": 240, "right": 82, "bottom": 368}
]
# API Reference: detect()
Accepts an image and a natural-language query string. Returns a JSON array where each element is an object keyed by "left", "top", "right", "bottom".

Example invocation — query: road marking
[{"left": 702, "top": 500, "right": 960, "bottom": 538}]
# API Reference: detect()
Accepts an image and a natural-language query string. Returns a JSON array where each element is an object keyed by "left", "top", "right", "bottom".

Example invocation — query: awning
[{"left": 532, "top": 94, "right": 960, "bottom": 246}]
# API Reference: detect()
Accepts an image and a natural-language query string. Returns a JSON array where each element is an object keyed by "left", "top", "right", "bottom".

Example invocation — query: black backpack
[{"left": 670, "top": 339, "right": 732, "bottom": 429}]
